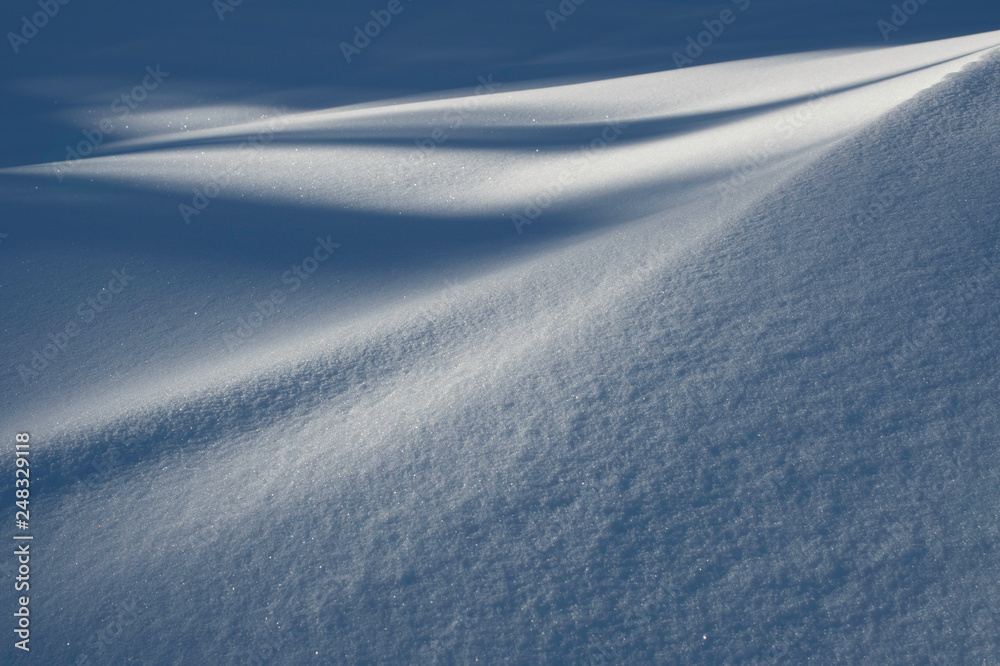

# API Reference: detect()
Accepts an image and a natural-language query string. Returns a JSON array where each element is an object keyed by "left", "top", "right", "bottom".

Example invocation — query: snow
[{"left": 2, "top": 0, "right": 999, "bottom": 662}]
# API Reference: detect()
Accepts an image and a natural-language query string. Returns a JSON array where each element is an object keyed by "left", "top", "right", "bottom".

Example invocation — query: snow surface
[{"left": 2, "top": 0, "right": 1000, "bottom": 663}]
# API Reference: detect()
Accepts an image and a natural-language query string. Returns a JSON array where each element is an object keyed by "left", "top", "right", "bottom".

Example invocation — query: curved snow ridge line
[
  {"left": 36, "top": 239, "right": 694, "bottom": 520},
  {"left": 29, "top": 192, "right": 723, "bottom": 492},
  {"left": 18, "top": 160, "right": 719, "bottom": 447},
  {"left": 32, "top": 51, "right": 1000, "bottom": 608},
  {"left": 59, "top": 54, "right": 983, "bottom": 164},
  {"left": 36, "top": 191, "right": 797, "bottom": 506},
  {"left": 18, "top": 41, "right": 1000, "bottom": 452},
  {"left": 22, "top": 254, "right": 527, "bottom": 460},
  {"left": 12, "top": 32, "right": 1000, "bottom": 171},
  {"left": 47, "top": 46, "right": 991, "bottom": 159},
  {"left": 17, "top": 41, "right": 1000, "bottom": 470},
  {"left": 20, "top": 41, "right": 999, "bottom": 222}
]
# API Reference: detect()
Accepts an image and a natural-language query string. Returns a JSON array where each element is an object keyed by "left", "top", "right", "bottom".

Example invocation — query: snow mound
[{"left": 2, "top": 15, "right": 999, "bottom": 665}]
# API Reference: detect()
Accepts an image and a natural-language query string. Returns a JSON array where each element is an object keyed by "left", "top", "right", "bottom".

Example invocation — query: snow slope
[{"left": 2, "top": 1, "right": 1000, "bottom": 663}]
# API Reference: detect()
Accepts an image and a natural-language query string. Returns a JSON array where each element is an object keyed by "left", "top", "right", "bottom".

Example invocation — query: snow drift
[{"left": 2, "top": 1, "right": 999, "bottom": 663}]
